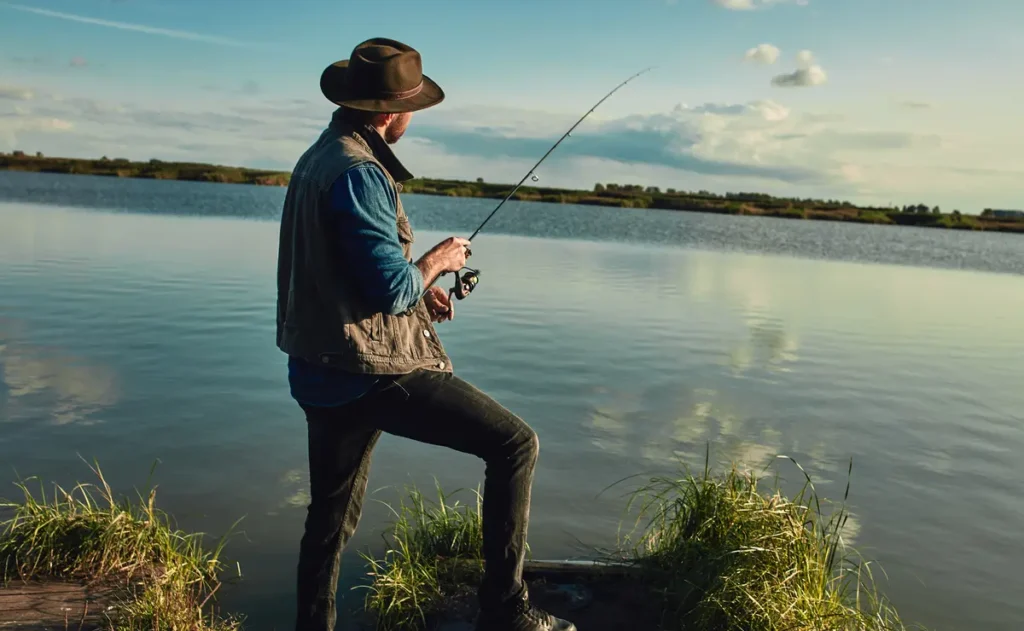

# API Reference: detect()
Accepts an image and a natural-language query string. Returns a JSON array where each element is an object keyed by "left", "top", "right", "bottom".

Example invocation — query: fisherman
[{"left": 275, "top": 38, "right": 576, "bottom": 631}]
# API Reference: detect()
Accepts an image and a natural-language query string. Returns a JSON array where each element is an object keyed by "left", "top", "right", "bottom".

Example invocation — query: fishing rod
[{"left": 441, "top": 66, "right": 655, "bottom": 302}]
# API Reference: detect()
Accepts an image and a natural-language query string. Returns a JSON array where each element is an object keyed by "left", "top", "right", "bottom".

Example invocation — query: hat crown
[
  {"left": 346, "top": 38, "right": 424, "bottom": 97},
  {"left": 319, "top": 37, "right": 443, "bottom": 113}
]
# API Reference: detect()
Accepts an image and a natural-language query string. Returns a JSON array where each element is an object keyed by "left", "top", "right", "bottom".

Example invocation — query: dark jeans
[{"left": 294, "top": 369, "right": 540, "bottom": 631}]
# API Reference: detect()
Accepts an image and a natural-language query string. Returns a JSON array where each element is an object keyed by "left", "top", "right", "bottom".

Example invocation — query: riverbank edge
[
  {"left": 1, "top": 455, "right": 924, "bottom": 631},
  {"left": 357, "top": 452, "right": 924, "bottom": 630},
  {"left": 3, "top": 153, "right": 1022, "bottom": 234}
]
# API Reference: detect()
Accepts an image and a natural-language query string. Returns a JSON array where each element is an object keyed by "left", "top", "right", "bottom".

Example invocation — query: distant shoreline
[{"left": 3, "top": 151, "right": 1023, "bottom": 234}]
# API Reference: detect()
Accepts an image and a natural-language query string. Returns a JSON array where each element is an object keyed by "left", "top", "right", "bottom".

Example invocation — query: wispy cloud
[
  {"left": 1, "top": 3, "right": 252, "bottom": 47},
  {"left": 678, "top": 100, "right": 791, "bottom": 121},
  {"left": 0, "top": 85, "right": 35, "bottom": 101},
  {"left": 8, "top": 86, "right": 1021, "bottom": 211},
  {"left": 715, "top": 0, "right": 809, "bottom": 10}
]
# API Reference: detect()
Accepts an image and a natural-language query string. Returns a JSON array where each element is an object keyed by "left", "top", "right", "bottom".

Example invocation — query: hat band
[{"left": 378, "top": 80, "right": 423, "bottom": 100}]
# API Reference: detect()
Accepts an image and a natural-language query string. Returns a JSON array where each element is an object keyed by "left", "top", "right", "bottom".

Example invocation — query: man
[{"left": 276, "top": 38, "right": 575, "bottom": 631}]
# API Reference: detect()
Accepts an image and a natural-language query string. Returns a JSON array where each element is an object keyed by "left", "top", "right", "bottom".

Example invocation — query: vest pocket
[{"left": 371, "top": 312, "right": 383, "bottom": 341}]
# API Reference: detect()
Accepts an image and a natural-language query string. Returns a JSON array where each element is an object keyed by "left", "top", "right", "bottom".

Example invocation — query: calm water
[{"left": 1, "top": 171, "right": 1023, "bottom": 631}]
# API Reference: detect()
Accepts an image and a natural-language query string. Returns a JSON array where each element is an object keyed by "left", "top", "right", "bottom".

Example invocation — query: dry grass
[
  {"left": 0, "top": 459, "right": 243, "bottom": 631},
  {"left": 617, "top": 448, "right": 921, "bottom": 630},
  {"left": 361, "top": 448, "right": 925, "bottom": 631}
]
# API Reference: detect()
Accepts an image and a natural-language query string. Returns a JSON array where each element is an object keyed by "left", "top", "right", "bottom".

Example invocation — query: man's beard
[{"left": 384, "top": 115, "right": 409, "bottom": 144}]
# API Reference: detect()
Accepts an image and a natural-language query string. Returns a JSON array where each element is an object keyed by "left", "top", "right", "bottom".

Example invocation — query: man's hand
[
  {"left": 423, "top": 285, "right": 454, "bottom": 323},
  {"left": 415, "top": 236, "right": 471, "bottom": 287}
]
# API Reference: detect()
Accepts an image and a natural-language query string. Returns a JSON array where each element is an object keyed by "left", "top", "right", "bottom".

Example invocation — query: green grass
[
  {"left": 359, "top": 481, "right": 488, "bottom": 630},
  {"left": 0, "top": 459, "right": 243, "bottom": 631},
  {"left": 936, "top": 215, "right": 981, "bottom": 230},
  {"left": 360, "top": 449, "right": 923, "bottom": 631},
  {"left": 618, "top": 450, "right": 917, "bottom": 630}
]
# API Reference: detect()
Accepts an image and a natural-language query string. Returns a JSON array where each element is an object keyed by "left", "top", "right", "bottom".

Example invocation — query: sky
[{"left": 1, "top": 0, "right": 1023, "bottom": 213}]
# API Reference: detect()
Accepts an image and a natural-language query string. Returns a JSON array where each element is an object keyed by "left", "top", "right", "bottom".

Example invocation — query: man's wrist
[{"left": 415, "top": 252, "right": 444, "bottom": 288}]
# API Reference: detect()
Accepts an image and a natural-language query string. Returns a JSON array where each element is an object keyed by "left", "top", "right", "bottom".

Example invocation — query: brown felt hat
[{"left": 320, "top": 37, "right": 444, "bottom": 113}]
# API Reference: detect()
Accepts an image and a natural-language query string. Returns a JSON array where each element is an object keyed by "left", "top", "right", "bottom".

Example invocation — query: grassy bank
[
  {"left": 0, "top": 454, "right": 924, "bottom": 630},
  {"left": 0, "top": 460, "right": 243, "bottom": 630},
  {"left": 361, "top": 452, "right": 922, "bottom": 631},
  {"left": 3, "top": 151, "right": 1021, "bottom": 234}
]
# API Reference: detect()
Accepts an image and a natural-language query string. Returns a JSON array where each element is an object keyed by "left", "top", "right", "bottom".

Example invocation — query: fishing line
[{"left": 439, "top": 66, "right": 655, "bottom": 302}]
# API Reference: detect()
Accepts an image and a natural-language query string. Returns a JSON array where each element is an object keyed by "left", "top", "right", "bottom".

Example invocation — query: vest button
[
  {"left": 423, "top": 330, "right": 431, "bottom": 338},
  {"left": 438, "top": 361, "right": 446, "bottom": 370}
]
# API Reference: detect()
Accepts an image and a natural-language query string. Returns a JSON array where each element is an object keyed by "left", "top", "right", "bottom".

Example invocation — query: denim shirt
[{"left": 287, "top": 163, "right": 425, "bottom": 407}]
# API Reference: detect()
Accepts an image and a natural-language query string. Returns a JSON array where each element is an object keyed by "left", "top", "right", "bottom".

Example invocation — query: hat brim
[{"left": 320, "top": 60, "right": 444, "bottom": 113}]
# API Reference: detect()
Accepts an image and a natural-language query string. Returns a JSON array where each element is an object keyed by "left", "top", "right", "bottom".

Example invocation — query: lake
[{"left": 1, "top": 171, "right": 1022, "bottom": 631}]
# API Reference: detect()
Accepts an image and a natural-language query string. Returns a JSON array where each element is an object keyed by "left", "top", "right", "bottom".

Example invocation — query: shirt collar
[{"left": 330, "top": 108, "right": 415, "bottom": 183}]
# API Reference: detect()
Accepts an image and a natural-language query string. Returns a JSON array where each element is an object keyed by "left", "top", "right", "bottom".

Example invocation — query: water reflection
[
  {"left": 0, "top": 319, "right": 120, "bottom": 426},
  {"left": 582, "top": 379, "right": 800, "bottom": 477},
  {"left": 2, "top": 199, "right": 1024, "bottom": 631},
  {"left": 269, "top": 468, "right": 311, "bottom": 516},
  {"left": 728, "top": 317, "right": 800, "bottom": 377}
]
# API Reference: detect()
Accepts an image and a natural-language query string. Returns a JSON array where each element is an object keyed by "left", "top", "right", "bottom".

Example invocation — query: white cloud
[
  {"left": 0, "top": 85, "right": 35, "bottom": 101},
  {"left": 2, "top": 4, "right": 252, "bottom": 47},
  {"left": 4, "top": 83, "right": 1023, "bottom": 212},
  {"left": 0, "top": 113, "right": 74, "bottom": 151},
  {"left": 717, "top": 0, "right": 757, "bottom": 10},
  {"left": 772, "top": 50, "right": 828, "bottom": 87},
  {"left": 751, "top": 100, "right": 791, "bottom": 121},
  {"left": 715, "top": 0, "right": 809, "bottom": 9},
  {"left": 744, "top": 44, "right": 781, "bottom": 65}
]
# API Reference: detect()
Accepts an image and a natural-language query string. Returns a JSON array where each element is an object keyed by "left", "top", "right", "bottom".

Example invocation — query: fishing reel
[{"left": 450, "top": 267, "right": 480, "bottom": 300}]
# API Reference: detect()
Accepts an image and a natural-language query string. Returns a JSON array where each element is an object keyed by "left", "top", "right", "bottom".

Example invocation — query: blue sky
[{"left": 2, "top": 0, "right": 1023, "bottom": 212}]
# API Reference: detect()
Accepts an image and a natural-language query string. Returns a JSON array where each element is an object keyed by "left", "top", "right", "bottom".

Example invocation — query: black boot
[{"left": 474, "top": 587, "right": 576, "bottom": 631}]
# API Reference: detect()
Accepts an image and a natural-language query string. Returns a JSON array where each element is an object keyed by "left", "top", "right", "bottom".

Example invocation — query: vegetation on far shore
[
  {"left": 361, "top": 450, "right": 923, "bottom": 631},
  {"left": 4, "top": 150, "right": 1022, "bottom": 234},
  {"left": 1, "top": 151, "right": 289, "bottom": 187},
  {"left": 0, "top": 460, "right": 243, "bottom": 631}
]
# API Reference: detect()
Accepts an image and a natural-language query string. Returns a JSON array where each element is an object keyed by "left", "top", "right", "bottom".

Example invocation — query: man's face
[{"left": 384, "top": 112, "right": 412, "bottom": 144}]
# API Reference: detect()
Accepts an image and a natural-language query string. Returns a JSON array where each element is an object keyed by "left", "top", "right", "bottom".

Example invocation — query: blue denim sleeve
[{"left": 330, "top": 164, "right": 425, "bottom": 315}]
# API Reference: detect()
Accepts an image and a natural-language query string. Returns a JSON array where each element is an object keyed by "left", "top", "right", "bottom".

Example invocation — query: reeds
[
  {"left": 618, "top": 450, "right": 918, "bottom": 630},
  {"left": 0, "top": 459, "right": 243, "bottom": 631},
  {"left": 359, "top": 481, "right": 485, "bottom": 631},
  {"left": 361, "top": 448, "right": 924, "bottom": 631}
]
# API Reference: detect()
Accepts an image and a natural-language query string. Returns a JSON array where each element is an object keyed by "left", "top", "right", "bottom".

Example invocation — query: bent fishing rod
[{"left": 437, "top": 66, "right": 655, "bottom": 302}]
